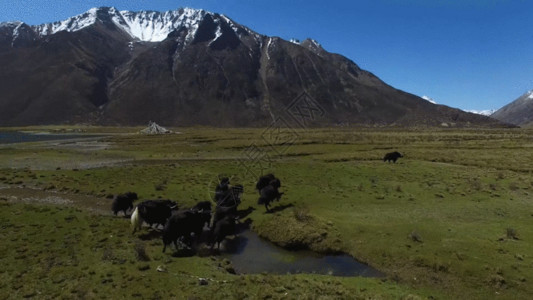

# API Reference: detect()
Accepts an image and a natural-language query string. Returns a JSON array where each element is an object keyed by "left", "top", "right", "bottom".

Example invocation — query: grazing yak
[
  {"left": 111, "top": 192, "right": 138, "bottom": 216},
  {"left": 256, "top": 174, "right": 283, "bottom": 212},
  {"left": 131, "top": 200, "right": 178, "bottom": 234},
  {"left": 212, "top": 203, "right": 238, "bottom": 228},
  {"left": 255, "top": 174, "right": 279, "bottom": 194},
  {"left": 211, "top": 215, "right": 238, "bottom": 250},
  {"left": 383, "top": 151, "right": 403, "bottom": 163},
  {"left": 162, "top": 203, "right": 212, "bottom": 253},
  {"left": 258, "top": 185, "right": 284, "bottom": 212}
]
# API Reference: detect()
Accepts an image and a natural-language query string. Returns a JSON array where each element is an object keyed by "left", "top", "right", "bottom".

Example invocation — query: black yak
[
  {"left": 212, "top": 203, "right": 238, "bottom": 228},
  {"left": 111, "top": 192, "right": 138, "bottom": 216},
  {"left": 256, "top": 174, "right": 283, "bottom": 212},
  {"left": 192, "top": 201, "right": 213, "bottom": 213},
  {"left": 255, "top": 174, "right": 280, "bottom": 194},
  {"left": 162, "top": 204, "right": 212, "bottom": 253},
  {"left": 131, "top": 200, "right": 177, "bottom": 234},
  {"left": 258, "top": 184, "right": 284, "bottom": 212},
  {"left": 383, "top": 151, "right": 403, "bottom": 163},
  {"left": 211, "top": 215, "right": 238, "bottom": 250}
]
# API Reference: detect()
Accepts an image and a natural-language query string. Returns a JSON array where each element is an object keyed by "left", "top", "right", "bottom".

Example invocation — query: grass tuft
[
  {"left": 293, "top": 205, "right": 311, "bottom": 222},
  {"left": 409, "top": 231, "right": 423, "bottom": 243},
  {"left": 506, "top": 228, "right": 519, "bottom": 240},
  {"left": 134, "top": 240, "right": 151, "bottom": 261}
]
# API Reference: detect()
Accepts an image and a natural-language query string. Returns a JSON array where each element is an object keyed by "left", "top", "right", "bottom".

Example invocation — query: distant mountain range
[
  {"left": 491, "top": 90, "right": 533, "bottom": 126},
  {"left": 419, "top": 96, "right": 495, "bottom": 117},
  {"left": 0, "top": 7, "right": 507, "bottom": 127},
  {"left": 464, "top": 109, "right": 496, "bottom": 116}
]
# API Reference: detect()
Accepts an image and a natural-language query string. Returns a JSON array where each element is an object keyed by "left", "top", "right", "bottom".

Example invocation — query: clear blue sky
[{"left": 1, "top": 0, "right": 532, "bottom": 111}]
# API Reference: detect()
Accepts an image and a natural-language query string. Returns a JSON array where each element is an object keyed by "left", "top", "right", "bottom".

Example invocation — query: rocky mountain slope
[
  {"left": 491, "top": 90, "right": 533, "bottom": 126},
  {"left": 0, "top": 7, "right": 505, "bottom": 127}
]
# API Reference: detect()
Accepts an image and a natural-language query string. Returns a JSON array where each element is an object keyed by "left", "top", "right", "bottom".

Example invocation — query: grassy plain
[{"left": 1, "top": 127, "right": 532, "bottom": 299}]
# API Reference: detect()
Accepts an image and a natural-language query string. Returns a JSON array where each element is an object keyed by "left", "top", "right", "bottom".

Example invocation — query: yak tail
[{"left": 131, "top": 207, "right": 143, "bottom": 234}]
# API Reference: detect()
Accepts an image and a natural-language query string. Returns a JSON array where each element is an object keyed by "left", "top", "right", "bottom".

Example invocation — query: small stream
[{"left": 222, "top": 230, "right": 383, "bottom": 277}]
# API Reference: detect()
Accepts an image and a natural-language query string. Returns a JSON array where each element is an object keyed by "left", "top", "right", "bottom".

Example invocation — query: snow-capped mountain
[
  {"left": 421, "top": 96, "right": 496, "bottom": 117},
  {"left": 0, "top": 7, "right": 506, "bottom": 127},
  {"left": 491, "top": 90, "right": 533, "bottom": 126},
  {"left": 0, "top": 7, "right": 257, "bottom": 45},
  {"left": 464, "top": 109, "right": 495, "bottom": 116},
  {"left": 33, "top": 7, "right": 208, "bottom": 42}
]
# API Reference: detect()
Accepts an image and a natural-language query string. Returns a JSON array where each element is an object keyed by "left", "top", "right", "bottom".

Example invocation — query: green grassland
[{"left": 1, "top": 127, "right": 533, "bottom": 299}]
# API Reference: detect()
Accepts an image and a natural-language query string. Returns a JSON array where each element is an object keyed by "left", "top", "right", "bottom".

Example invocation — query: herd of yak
[
  {"left": 111, "top": 173, "right": 284, "bottom": 253},
  {"left": 111, "top": 152, "right": 402, "bottom": 254}
]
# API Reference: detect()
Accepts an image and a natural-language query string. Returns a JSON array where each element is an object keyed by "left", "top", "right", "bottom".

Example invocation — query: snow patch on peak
[
  {"left": 12, "top": 22, "right": 23, "bottom": 36},
  {"left": 87, "top": 7, "right": 100, "bottom": 14},
  {"left": 526, "top": 90, "right": 533, "bottom": 100},
  {"left": 421, "top": 95, "right": 437, "bottom": 104},
  {"left": 0, "top": 21, "right": 23, "bottom": 28},
  {"left": 221, "top": 15, "right": 238, "bottom": 33},
  {"left": 10, "top": 22, "right": 25, "bottom": 46},
  {"left": 221, "top": 14, "right": 262, "bottom": 42},
  {"left": 300, "top": 38, "right": 321, "bottom": 48},
  {"left": 1, "top": 21, "right": 39, "bottom": 47},
  {"left": 32, "top": 7, "right": 209, "bottom": 42},
  {"left": 300, "top": 38, "right": 324, "bottom": 56},
  {"left": 208, "top": 20, "right": 223, "bottom": 46},
  {"left": 266, "top": 37, "right": 273, "bottom": 60},
  {"left": 116, "top": 7, "right": 207, "bottom": 42},
  {"left": 289, "top": 38, "right": 300, "bottom": 44},
  {"left": 308, "top": 39, "right": 321, "bottom": 47},
  {"left": 34, "top": 7, "right": 99, "bottom": 36}
]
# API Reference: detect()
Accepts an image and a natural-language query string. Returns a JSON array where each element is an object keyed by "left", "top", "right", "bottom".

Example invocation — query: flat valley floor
[{"left": 1, "top": 127, "right": 532, "bottom": 299}]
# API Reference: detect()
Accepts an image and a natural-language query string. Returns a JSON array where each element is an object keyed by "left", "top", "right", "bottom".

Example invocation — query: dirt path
[{"left": 0, "top": 186, "right": 112, "bottom": 215}]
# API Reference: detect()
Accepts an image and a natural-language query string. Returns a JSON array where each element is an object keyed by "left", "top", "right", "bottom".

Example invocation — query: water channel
[{"left": 221, "top": 229, "right": 383, "bottom": 277}]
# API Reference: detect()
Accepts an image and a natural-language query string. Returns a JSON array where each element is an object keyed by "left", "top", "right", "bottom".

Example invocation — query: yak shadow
[
  {"left": 236, "top": 206, "right": 255, "bottom": 219},
  {"left": 170, "top": 247, "right": 196, "bottom": 257},
  {"left": 138, "top": 228, "right": 163, "bottom": 241},
  {"left": 235, "top": 218, "right": 253, "bottom": 233},
  {"left": 266, "top": 203, "right": 294, "bottom": 214}
]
